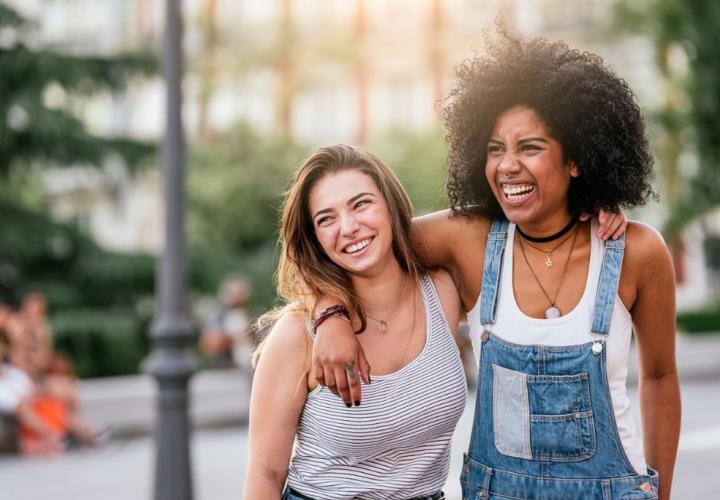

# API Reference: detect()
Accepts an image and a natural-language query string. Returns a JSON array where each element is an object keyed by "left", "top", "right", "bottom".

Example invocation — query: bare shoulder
[
  {"left": 414, "top": 209, "right": 492, "bottom": 243},
  {"left": 258, "top": 310, "right": 311, "bottom": 367},
  {"left": 413, "top": 210, "right": 492, "bottom": 307},
  {"left": 427, "top": 268, "right": 462, "bottom": 334},
  {"left": 624, "top": 221, "right": 671, "bottom": 266},
  {"left": 620, "top": 221, "right": 674, "bottom": 306}
]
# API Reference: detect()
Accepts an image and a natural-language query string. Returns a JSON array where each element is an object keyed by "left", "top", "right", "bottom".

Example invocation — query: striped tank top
[{"left": 286, "top": 274, "right": 467, "bottom": 499}]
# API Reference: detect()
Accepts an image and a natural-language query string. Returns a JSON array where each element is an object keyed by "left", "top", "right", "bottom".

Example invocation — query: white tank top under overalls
[
  {"left": 467, "top": 220, "right": 646, "bottom": 474},
  {"left": 287, "top": 274, "right": 467, "bottom": 499}
]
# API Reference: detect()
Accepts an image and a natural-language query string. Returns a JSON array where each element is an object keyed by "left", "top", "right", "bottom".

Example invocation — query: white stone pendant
[{"left": 545, "top": 306, "right": 561, "bottom": 319}]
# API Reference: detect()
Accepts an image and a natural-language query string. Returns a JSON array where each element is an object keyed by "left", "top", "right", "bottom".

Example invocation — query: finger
[
  {"left": 324, "top": 368, "right": 339, "bottom": 397},
  {"left": 312, "top": 359, "right": 326, "bottom": 387},
  {"left": 612, "top": 215, "right": 627, "bottom": 240},
  {"left": 605, "top": 215, "right": 622, "bottom": 241},
  {"left": 358, "top": 348, "right": 371, "bottom": 385},
  {"left": 334, "top": 367, "right": 353, "bottom": 406},
  {"left": 348, "top": 361, "right": 362, "bottom": 407},
  {"left": 598, "top": 213, "right": 615, "bottom": 240},
  {"left": 598, "top": 210, "right": 607, "bottom": 226}
]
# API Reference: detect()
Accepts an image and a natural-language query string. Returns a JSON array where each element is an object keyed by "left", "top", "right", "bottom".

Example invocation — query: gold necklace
[
  {"left": 517, "top": 225, "right": 577, "bottom": 268},
  {"left": 518, "top": 225, "right": 579, "bottom": 318},
  {"left": 365, "top": 276, "right": 411, "bottom": 333}
]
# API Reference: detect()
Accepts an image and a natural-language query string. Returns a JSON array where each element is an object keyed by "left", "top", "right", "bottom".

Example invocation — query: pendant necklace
[
  {"left": 516, "top": 222, "right": 578, "bottom": 268},
  {"left": 518, "top": 224, "right": 579, "bottom": 319},
  {"left": 365, "top": 276, "right": 410, "bottom": 333}
]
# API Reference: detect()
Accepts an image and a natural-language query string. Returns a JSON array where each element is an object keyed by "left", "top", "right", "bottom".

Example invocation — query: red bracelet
[{"left": 313, "top": 304, "right": 350, "bottom": 332}]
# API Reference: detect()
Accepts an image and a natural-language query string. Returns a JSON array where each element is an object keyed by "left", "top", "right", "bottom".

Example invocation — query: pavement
[{"left": 1, "top": 332, "right": 719, "bottom": 499}]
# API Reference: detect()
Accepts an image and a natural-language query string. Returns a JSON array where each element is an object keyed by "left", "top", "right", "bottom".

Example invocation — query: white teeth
[
  {"left": 345, "top": 239, "right": 371, "bottom": 254},
  {"left": 502, "top": 184, "right": 534, "bottom": 200}
]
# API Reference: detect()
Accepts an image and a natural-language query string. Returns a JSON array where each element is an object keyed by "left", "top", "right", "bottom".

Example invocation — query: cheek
[{"left": 314, "top": 228, "right": 335, "bottom": 255}]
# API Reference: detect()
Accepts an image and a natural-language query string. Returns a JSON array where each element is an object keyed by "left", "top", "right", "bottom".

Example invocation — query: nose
[
  {"left": 497, "top": 151, "right": 521, "bottom": 178},
  {"left": 339, "top": 212, "right": 360, "bottom": 237}
]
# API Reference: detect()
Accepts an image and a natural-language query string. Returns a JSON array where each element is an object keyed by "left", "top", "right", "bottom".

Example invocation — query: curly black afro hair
[{"left": 443, "top": 29, "right": 656, "bottom": 218}]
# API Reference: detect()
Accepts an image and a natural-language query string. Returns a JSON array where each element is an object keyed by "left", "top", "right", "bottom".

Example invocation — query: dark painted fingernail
[
  {"left": 368, "top": 376, "right": 372, "bottom": 384},
  {"left": 345, "top": 402, "right": 352, "bottom": 408},
  {"left": 354, "top": 400, "right": 360, "bottom": 407}
]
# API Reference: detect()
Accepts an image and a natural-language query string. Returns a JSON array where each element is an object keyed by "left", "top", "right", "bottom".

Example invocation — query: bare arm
[
  {"left": 626, "top": 223, "right": 680, "bottom": 500},
  {"left": 312, "top": 207, "right": 627, "bottom": 405},
  {"left": 243, "top": 313, "right": 310, "bottom": 499}
]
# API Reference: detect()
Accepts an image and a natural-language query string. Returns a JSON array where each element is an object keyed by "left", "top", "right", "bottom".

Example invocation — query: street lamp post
[{"left": 146, "top": 1, "right": 197, "bottom": 500}]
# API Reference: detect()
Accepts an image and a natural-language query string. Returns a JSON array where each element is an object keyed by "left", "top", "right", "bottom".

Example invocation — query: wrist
[{"left": 313, "top": 304, "right": 351, "bottom": 333}]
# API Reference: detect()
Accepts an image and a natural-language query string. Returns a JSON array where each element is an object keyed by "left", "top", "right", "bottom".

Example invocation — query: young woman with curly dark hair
[{"left": 311, "top": 30, "right": 679, "bottom": 500}]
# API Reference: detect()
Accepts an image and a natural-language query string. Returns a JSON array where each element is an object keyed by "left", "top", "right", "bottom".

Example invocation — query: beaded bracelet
[{"left": 313, "top": 304, "right": 351, "bottom": 333}]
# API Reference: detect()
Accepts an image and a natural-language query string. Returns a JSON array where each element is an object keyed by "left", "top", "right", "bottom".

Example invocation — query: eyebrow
[
  {"left": 312, "top": 192, "right": 376, "bottom": 221},
  {"left": 488, "top": 137, "right": 550, "bottom": 145}
]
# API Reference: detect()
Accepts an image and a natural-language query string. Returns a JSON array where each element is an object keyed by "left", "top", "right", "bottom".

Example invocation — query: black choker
[{"left": 516, "top": 217, "right": 578, "bottom": 243}]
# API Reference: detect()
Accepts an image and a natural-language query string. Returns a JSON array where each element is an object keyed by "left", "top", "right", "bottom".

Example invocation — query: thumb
[{"left": 358, "top": 346, "right": 371, "bottom": 384}]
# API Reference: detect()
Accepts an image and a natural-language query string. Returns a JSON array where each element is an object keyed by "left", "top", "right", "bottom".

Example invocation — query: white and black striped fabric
[{"left": 286, "top": 274, "right": 467, "bottom": 499}]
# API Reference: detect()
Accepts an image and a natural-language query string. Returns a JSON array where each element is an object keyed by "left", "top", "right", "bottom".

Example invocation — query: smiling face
[
  {"left": 485, "top": 106, "right": 579, "bottom": 231},
  {"left": 309, "top": 169, "right": 396, "bottom": 278}
]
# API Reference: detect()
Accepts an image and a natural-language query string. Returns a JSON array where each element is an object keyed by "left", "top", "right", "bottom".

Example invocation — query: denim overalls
[{"left": 460, "top": 219, "right": 659, "bottom": 500}]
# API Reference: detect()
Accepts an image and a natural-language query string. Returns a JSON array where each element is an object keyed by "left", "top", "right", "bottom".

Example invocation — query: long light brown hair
[{"left": 277, "top": 144, "right": 423, "bottom": 332}]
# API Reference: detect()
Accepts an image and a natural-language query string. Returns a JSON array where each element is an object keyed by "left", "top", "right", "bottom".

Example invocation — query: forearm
[
  {"left": 242, "top": 464, "right": 284, "bottom": 500},
  {"left": 639, "top": 372, "right": 681, "bottom": 500}
]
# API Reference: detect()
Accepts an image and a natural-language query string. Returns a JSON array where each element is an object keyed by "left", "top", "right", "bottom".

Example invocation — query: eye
[
  {"left": 520, "top": 143, "right": 542, "bottom": 152},
  {"left": 315, "top": 215, "right": 333, "bottom": 227},
  {"left": 487, "top": 144, "right": 504, "bottom": 155},
  {"left": 354, "top": 198, "right": 371, "bottom": 209}
]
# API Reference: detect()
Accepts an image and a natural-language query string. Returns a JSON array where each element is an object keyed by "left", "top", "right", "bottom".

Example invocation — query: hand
[
  {"left": 579, "top": 207, "right": 627, "bottom": 241},
  {"left": 312, "top": 315, "right": 371, "bottom": 407}
]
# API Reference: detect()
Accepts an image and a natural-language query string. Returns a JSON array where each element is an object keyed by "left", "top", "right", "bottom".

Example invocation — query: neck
[
  {"left": 516, "top": 212, "right": 575, "bottom": 241},
  {"left": 351, "top": 259, "right": 409, "bottom": 314}
]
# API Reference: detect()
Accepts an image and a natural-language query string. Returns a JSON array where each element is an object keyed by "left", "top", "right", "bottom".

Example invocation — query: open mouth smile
[
  {"left": 342, "top": 238, "right": 372, "bottom": 254},
  {"left": 502, "top": 183, "right": 535, "bottom": 202}
]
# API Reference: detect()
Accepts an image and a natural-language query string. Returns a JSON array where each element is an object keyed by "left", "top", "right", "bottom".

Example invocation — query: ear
[{"left": 568, "top": 161, "right": 580, "bottom": 178}]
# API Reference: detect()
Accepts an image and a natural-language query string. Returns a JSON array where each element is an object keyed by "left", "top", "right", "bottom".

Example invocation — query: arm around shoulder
[{"left": 243, "top": 311, "right": 310, "bottom": 500}]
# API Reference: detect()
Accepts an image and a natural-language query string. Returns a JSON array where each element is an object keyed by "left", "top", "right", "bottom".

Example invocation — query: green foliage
[
  {"left": 367, "top": 128, "right": 449, "bottom": 215},
  {"left": 676, "top": 307, "right": 720, "bottom": 334},
  {"left": 616, "top": 0, "right": 720, "bottom": 233},
  {"left": 0, "top": 2, "right": 156, "bottom": 176},
  {"left": 188, "top": 123, "right": 306, "bottom": 252},
  {"left": 51, "top": 308, "right": 148, "bottom": 378}
]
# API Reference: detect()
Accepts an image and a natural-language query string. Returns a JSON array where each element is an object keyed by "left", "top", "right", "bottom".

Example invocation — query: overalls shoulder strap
[
  {"left": 591, "top": 234, "right": 626, "bottom": 336},
  {"left": 479, "top": 218, "right": 509, "bottom": 326}
]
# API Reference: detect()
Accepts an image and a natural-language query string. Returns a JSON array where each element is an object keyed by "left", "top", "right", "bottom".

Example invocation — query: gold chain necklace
[
  {"left": 517, "top": 223, "right": 577, "bottom": 267},
  {"left": 518, "top": 225, "right": 579, "bottom": 319},
  {"left": 365, "top": 276, "right": 411, "bottom": 333}
]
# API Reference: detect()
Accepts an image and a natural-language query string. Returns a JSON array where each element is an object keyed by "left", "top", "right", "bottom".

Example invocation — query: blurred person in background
[
  {"left": 200, "top": 275, "right": 253, "bottom": 370},
  {"left": 5, "top": 293, "right": 103, "bottom": 454},
  {"left": 0, "top": 316, "right": 62, "bottom": 455}
]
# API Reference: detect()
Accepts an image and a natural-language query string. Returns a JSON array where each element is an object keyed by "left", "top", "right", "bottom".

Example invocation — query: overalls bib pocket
[{"left": 492, "top": 364, "right": 596, "bottom": 462}]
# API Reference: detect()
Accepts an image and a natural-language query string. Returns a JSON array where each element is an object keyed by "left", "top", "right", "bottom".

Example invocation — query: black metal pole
[{"left": 146, "top": 1, "right": 196, "bottom": 500}]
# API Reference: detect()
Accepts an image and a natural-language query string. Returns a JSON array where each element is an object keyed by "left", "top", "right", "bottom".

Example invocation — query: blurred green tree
[
  {"left": 616, "top": 0, "right": 720, "bottom": 234},
  {"left": 0, "top": 3, "right": 161, "bottom": 377},
  {"left": 0, "top": 3, "right": 155, "bottom": 178}
]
